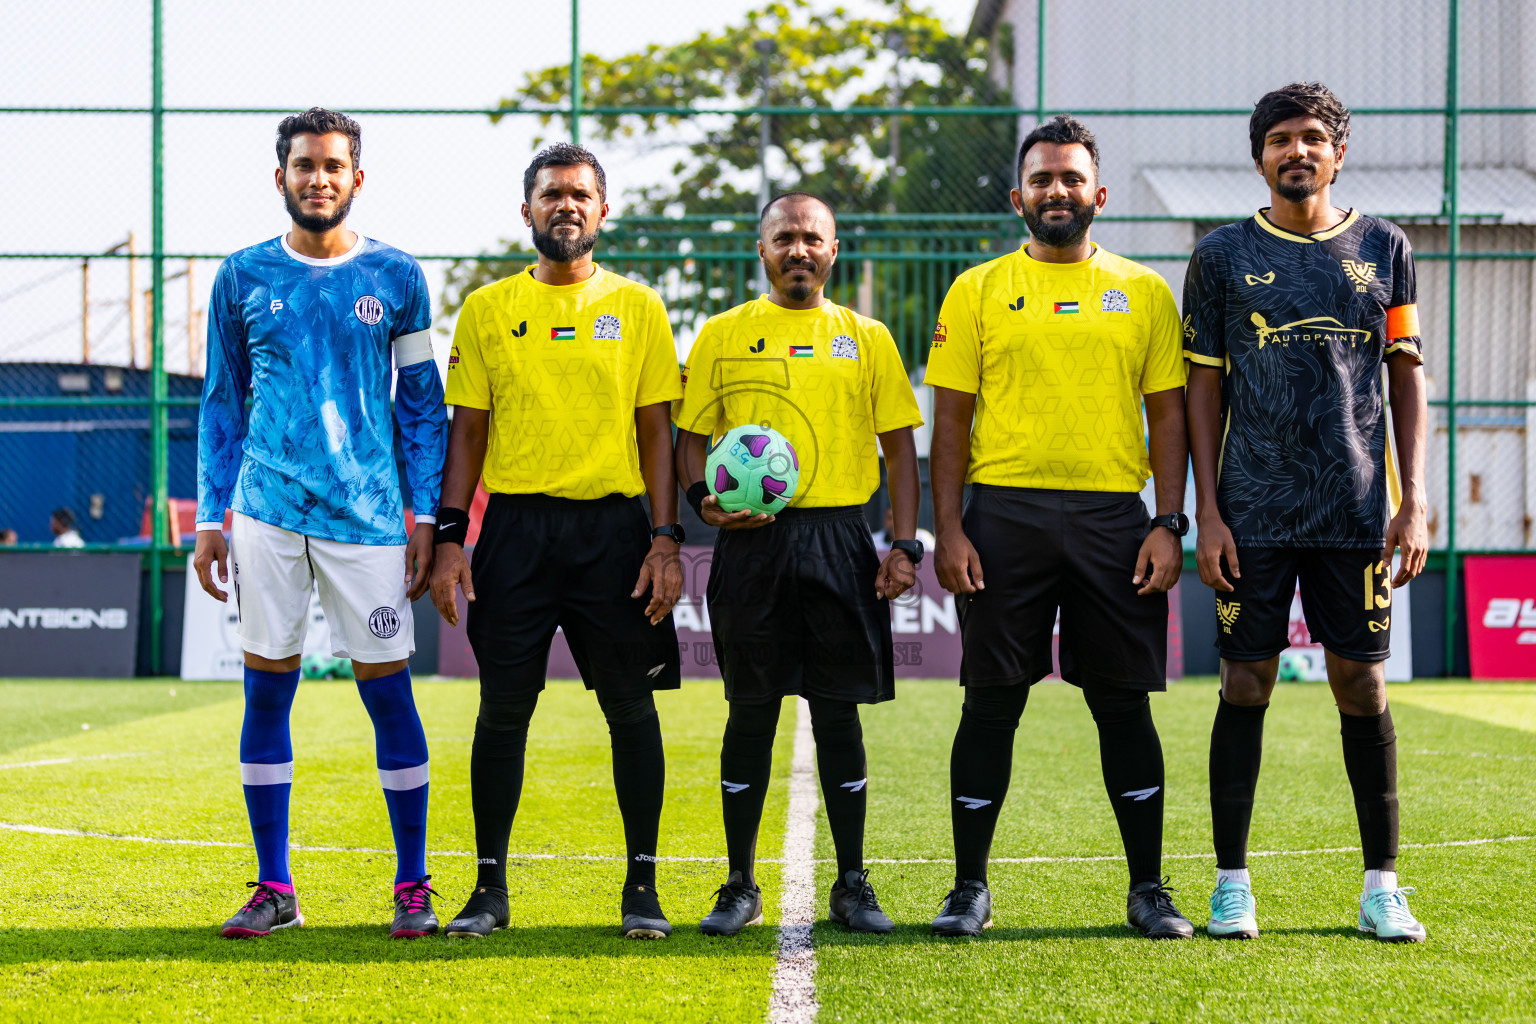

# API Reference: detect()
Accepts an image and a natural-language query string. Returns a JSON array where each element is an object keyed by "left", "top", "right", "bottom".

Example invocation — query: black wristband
[
  {"left": 686, "top": 481, "right": 710, "bottom": 519},
  {"left": 434, "top": 507, "right": 469, "bottom": 546}
]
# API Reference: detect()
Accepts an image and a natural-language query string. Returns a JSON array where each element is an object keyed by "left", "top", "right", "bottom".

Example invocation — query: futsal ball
[{"left": 706, "top": 424, "right": 800, "bottom": 515}]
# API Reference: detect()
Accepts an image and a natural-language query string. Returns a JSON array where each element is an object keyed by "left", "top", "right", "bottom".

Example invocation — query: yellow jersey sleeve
[
  {"left": 921, "top": 274, "right": 980, "bottom": 394},
  {"left": 635, "top": 289, "right": 683, "bottom": 407},
  {"left": 672, "top": 321, "right": 722, "bottom": 436},
  {"left": 1140, "top": 276, "right": 1188, "bottom": 394},
  {"left": 444, "top": 290, "right": 492, "bottom": 410},
  {"left": 868, "top": 322, "right": 924, "bottom": 433}
]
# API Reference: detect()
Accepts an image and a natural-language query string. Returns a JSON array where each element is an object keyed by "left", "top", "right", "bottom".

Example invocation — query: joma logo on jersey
[
  {"left": 1250, "top": 313, "right": 1373, "bottom": 350},
  {"left": 1217, "top": 599, "right": 1241, "bottom": 633},
  {"left": 1341, "top": 260, "right": 1377, "bottom": 292}
]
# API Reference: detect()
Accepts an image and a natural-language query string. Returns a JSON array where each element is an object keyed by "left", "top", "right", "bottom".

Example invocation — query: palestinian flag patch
[
  {"left": 552, "top": 326, "right": 576, "bottom": 340},
  {"left": 1054, "top": 302, "right": 1079, "bottom": 314},
  {"left": 789, "top": 345, "right": 814, "bottom": 357}
]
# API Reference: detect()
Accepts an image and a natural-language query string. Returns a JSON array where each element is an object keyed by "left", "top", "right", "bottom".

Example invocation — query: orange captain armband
[{"left": 1385, "top": 303, "right": 1420, "bottom": 341}]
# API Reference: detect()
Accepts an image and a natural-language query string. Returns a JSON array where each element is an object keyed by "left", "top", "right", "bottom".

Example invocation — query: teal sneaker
[
  {"left": 1207, "top": 878, "right": 1258, "bottom": 939},
  {"left": 1359, "top": 886, "right": 1426, "bottom": 943}
]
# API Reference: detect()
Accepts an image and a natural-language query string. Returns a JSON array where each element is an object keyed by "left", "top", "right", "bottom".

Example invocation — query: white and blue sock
[
  {"left": 240, "top": 666, "right": 300, "bottom": 886},
  {"left": 357, "top": 667, "right": 430, "bottom": 885}
]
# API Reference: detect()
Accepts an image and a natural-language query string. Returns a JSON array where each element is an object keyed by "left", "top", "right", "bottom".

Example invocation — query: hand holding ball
[{"left": 706, "top": 425, "right": 800, "bottom": 516}]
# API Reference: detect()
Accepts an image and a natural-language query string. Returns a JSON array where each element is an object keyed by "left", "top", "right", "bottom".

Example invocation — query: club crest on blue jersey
[{"left": 354, "top": 295, "right": 384, "bottom": 325}]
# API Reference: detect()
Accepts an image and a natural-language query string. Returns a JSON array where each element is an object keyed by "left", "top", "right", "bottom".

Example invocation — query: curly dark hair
[
  {"left": 523, "top": 143, "right": 608, "bottom": 205},
  {"left": 276, "top": 107, "right": 362, "bottom": 170},
  {"left": 1250, "top": 82, "right": 1351, "bottom": 163},
  {"left": 1016, "top": 114, "right": 1099, "bottom": 186}
]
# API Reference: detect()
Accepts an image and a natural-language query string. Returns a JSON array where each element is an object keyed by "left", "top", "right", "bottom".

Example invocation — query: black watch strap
[
  {"left": 651, "top": 523, "right": 686, "bottom": 545},
  {"left": 892, "top": 539, "right": 925, "bottom": 567},
  {"left": 1150, "top": 512, "right": 1189, "bottom": 537}
]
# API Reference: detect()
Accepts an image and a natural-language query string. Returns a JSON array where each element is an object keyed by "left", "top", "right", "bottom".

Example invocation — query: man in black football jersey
[{"left": 1182, "top": 82, "right": 1429, "bottom": 943}]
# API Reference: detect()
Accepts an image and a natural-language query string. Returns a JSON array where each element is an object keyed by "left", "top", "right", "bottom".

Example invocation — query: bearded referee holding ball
[
  {"left": 430, "top": 144, "right": 685, "bottom": 940},
  {"left": 925, "top": 116, "right": 1194, "bottom": 939},
  {"left": 674, "top": 192, "right": 924, "bottom": 936}
]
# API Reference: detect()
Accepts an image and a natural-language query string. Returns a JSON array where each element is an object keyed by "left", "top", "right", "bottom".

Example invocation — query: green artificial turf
[{"left": 1, "top": 678, "right": 1533, "bottom": 1022}]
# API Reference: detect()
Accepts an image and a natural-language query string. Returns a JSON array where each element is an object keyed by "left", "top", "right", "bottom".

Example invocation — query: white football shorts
[{"left": 230, "top": 512, "right": 415, "bottom": 662}]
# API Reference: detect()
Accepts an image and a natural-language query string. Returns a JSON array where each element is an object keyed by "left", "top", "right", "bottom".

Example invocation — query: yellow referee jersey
[
  {"left": 924, "top": 244, "right": 1185, "bottom": 492},
  {"left": 445, "top": 265, "right": 682, "bottom": 499},
  {"left": 673, "top": 297, "right": 923, "bottom": 507}
]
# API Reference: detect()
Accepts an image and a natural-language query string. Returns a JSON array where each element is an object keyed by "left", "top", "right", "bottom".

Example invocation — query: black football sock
[
  {"left": 1084, "top": 684, "right": 1165, "bottom": 887},
  {"left": 600, "top": 693, "right": 666, "bottom": 889},
  {"left": 1340, "top": 706, "right": 1399, "bottom": 872},
  {"left": 470, "top": 691, "right": 538, "bottom": 892},
  {"left": 720, "top": 699, "right": 781, "bottom": 887},
  {"left": 1209, "top": 694, "right": 1268, "bottom": 870},
  {"left": 807, "top": 698, "right": 868, "bottom": 881},
  {"left": 949, "top": 685, "right": 1029, "bottom": 885}
]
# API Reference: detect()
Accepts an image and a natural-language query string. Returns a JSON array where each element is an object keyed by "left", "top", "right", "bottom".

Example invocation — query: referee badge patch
[
  {"left": 368, "top": 607, "right": 401, "bottom": 639},
  {"left": 593, "top": 314, "right": 622, "bottom": 340},
  {"left": 830, "top": 334, "right": 858, "bottom": 360},
  {"left": 1100, "top": 289, "right": 1130, "bottom": 313}
]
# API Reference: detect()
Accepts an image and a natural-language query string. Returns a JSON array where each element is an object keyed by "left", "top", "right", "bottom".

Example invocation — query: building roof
[{"left": 1141, "top": 165, "right": 1536, "bottom": 224}]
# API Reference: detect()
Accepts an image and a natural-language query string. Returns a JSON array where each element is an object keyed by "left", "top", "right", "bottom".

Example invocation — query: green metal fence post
[
  {"left": 1443, "top": 0, "right": 1460, "bottom": 676},
  {"left": 149, "top": 0, "right": 168, "bottom": 675},
  {"left": 570, "top": 0, "right": 582, "bottom": 145}
]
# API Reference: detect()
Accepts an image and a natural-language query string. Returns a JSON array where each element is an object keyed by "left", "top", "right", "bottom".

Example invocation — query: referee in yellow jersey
[
  {"left": 925, "top": 117, "right": 1194, "bottom": 939},
  {"left": 674, "top": 192, "right": 923, "bottom": 936},
  {"left": 429, "top": 144, "right": 685, "bottom": 940}
]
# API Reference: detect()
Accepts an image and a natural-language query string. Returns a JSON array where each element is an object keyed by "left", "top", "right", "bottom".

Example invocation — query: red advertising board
[{"left": 1464, "top": 555, "right": 1536, "bottom": 679}]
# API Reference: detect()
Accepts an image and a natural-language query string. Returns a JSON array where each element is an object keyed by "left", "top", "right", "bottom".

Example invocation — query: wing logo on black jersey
[
  {"left": 1243, "top": 271, "right": 1276, "bottom": 286},
  {"left": 1250, "top": 313, "right": 1373, "bottom": 350},
  {"left": 1342, "top": 260, "right": 1377, "bottom": 292}
]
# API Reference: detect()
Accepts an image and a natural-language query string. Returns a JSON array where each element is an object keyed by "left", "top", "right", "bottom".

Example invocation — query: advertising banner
[
  {"left": 437, "top": 547, "right": 1184, "bottom": 681},
  {"left": 1463, "top": 555, "right": 1536, "bottom": 679},
  {"left": 180, "top": 554, "right": 339, "bottom": 680},
  {"left": 0, "top": 552, "right": 141, "bottom": 677},
  {"left": 1278, "top": 556, "right": 1414, "bottom": 683}
]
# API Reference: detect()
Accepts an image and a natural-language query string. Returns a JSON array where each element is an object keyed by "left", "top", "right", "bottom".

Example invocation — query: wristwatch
[
  {"left": 1150, "top": 513, "right": 1189, "bottom": 537},
  {"left": 891, "top": 538, "right": 925, "bottom": 567},
  {"left": 651, "top": 523, "right": 687, "bottom": 544}
]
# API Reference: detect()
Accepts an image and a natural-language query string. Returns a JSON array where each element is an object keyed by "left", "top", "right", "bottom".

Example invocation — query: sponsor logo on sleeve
[{"left": 931, "top": 322, "right": 947, "bottom": 348}]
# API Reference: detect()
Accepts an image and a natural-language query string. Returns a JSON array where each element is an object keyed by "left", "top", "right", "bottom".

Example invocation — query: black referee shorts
[
  {"left": 466, "top": 493, "right": 681, "bottom": 699},
  {"left": 957, "top": 484, "right": 1168, "bottom": 692},
  {"left": 706, "top": 505, "right": 894, "bottom": 705}
]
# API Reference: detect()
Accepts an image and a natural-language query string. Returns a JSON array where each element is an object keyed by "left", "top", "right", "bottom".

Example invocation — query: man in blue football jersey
[{"left": 194, "top": 107, "right": 449, "bottom": 939}]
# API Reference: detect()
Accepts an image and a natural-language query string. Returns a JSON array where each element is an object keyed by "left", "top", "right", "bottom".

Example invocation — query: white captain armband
[{"left": 393, "top": 329, "right": 434, "bottom": 367}]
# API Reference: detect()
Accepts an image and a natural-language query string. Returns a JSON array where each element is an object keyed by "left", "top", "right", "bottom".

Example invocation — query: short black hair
[
  {"left": 1250, "top": 82, "right": 1351, "bottom": 162},
  {"left": 50, "top": 507, "right": 75, "bottom": 529},
  {"left": 276, "top": 107, "right": 362, "bottom": 171},
  {"left": 1016, "top": 114, "right": 1099, "bottom": 186},
  {"left": 523, "top": 143, "right": 607, "bottom": 205},
  {"left": 759, "top": 191, "right": 836, "bottom": 230}
]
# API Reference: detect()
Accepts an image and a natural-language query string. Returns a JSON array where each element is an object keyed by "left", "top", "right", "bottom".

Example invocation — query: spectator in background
[
  {"left": 0, "top": 528, "right": 17, "bottom": 546},
  {"left": 50, "top": 508, "right": 84, "bottom": 548}
]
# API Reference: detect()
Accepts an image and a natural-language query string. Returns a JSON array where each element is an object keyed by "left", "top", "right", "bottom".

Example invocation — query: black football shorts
[
  {"left": 956, "top": 484, "right": 1168, "bottom": 691},
  {"left": 466, "top": 493, "right": 682, "bottom": 699},
  {"left": 706, "top": 505, "right": 894, "bottom": 705},
  {"left": 1215, "top": 546, "right": 1392, "bottom": 663}
]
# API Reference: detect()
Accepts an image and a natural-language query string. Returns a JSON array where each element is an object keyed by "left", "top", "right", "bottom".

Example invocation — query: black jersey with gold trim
[{"left": 1182, "top": 209, "right": 1422, "bottom": 548}]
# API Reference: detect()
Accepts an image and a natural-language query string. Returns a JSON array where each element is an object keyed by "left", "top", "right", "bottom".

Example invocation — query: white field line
[
  {"left": 768, "top": 697, "right": 820, "bottom": 1024},
  {"left": 0, "top": 753, "right": 149, "bottom": 771},
  {"left": 2, "top": 821, "right": 1530, "bottom": 865},
  {"left": 1415, "top": 749, "right": 1536, "bottom": 762}
]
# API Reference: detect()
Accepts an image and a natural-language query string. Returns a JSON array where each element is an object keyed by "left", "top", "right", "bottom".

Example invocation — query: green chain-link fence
[{"left": 2, "top": 0, "right": 1531, "bottom": 673}]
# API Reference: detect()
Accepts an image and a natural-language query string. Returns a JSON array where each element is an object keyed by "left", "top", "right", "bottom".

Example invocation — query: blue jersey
[{"left": 196, "top": 234, "right": 448, "bottom": 545}]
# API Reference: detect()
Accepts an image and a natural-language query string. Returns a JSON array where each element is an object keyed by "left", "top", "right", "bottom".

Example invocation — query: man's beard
[
  {"left": 283, "top": 182, "right": 355, "bottom": 233},
  {"left": 1023, "top": 198, "right": 1095, "bottom": 248},
  {"left": 1275, "top": 161, "right": 1323, "bottom": 203},
  {"left": 531, "top": 219, "right": 599, "bottom": 263},
  {"left": 769, "top": 259, "right": 824, "bottom": 301}
]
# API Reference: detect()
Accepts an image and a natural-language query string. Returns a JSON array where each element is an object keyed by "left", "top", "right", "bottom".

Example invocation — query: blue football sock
[
  {"left": 357, "top": 668, "right": 430, "bottom": 884},
  {"left": 240, "top": 666, "right": 300, "bottom": 886}
]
